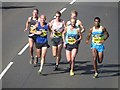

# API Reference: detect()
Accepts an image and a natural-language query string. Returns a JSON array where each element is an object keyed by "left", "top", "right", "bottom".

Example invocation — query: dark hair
[
  {"left": 94, "top": 17, "right": 101, "bottom": 22},
  {"left": 33, "top": 8, "right": 39, "bottom": 14},
  {"left": 56, "top": 11, "right": 61, "bottom": 16}
]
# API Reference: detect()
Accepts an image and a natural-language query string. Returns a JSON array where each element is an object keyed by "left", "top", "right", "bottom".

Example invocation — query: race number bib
[
  {"left": 30, "top": 26, "right": 37, "bottom": 33},
  {"left": 68, "top": 37, "right": 76, "bottom": 44},
  {"left": 40, "top": 30, "right": 47, "bottom": 37},
  {"left": 93, "top": 34, "right": 104, "bottom": 44},
  {"left": 53, "top": 31, "right": 62, "bottom": 37}
]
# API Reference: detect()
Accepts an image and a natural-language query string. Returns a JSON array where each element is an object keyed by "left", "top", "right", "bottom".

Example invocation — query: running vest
[
  {"left": 66, "top": 26, "right": 78, "bottom": 45},
  {"left": 51, "top": 20, "right": 64, "bottom": 38},
  {"left": 92, "top": 26, "right": 104, "bottom": 45},
  {"left": 29, "top": 17, "right": 38, "bottom": 34},
  {"left": 36, "top": 22, "right": 48, "bottom": 44}
]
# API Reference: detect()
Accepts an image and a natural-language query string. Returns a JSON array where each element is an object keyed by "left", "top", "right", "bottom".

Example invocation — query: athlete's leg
[
  {"left": 28, "top": 38, "right": 34, "bottom": 64},
  {"left": 28, "top": 38, "right": 34, "bottom": 57},
  {"left": 54, "top": 44, "right": 63, "bottom": 70},
  {"left": 66, "top": 50, "right": 71, "bottom": 62},
  {"left": 38, "top": 47, "right": 47, "bottom": 73},
  {"left": 98, "top": 52, "right": 104, "bottom": 64},
  {"left": 70, "top": 48, "right": 77, "bottom": 76},
  {"left": 92, "top": 48, "right": 98, "bottom": 73},
  {"left": 66, "top": 50, "right": 71, "bottom": 71},
  {"left": 56, "top": 44, "right": 63, "bottom": 65},
  {"left": 36, "top": 48, "right": 41, "bottom": 63},
  {"left": 52, "top": 46, "right": 57, "bottom": 57},
  {"left": 71, "top": 48, "right": 77, "bottom": 71}
]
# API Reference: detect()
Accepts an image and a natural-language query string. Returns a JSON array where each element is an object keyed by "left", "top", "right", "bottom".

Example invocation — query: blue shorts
[{"left": 91, "top": 43, "right": 105, "bottom": 52}]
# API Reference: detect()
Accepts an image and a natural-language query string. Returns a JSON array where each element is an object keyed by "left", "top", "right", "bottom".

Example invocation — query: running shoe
[
  {"left": 70, "top": 70, "right": 75, "bottom": 76},
  {"left": 29, "top": 56, "right": 34, "bottom": 64},
  {"left": 54, "top": 65, "right": 58, "bottom": 71},
  {"left": 38, "top": 69, "right": 42, "bottom": 74},
  {"left": 93, "top": 72, "right": 98, "bottom": 78},
  {"left": 34, "top": 56, "right": 38, "bottom": 65}
]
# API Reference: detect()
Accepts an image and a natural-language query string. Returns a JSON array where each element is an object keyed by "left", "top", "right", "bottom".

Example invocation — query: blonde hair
[{"left": 71, "top": 10, "right": 78, "bottom": 16}]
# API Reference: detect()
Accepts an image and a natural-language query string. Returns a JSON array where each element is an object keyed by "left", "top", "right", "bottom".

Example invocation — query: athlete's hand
[
  {"left": 36, "top": 31, "right": 42, "bottom": 35},
  {"left": 86, "top": 40, "right": 89, "bottom": 44},
  {"left": 63, "top": 42, "right": 66, "bottom": 48},
  {"left": 99, "top": 40, "right": 105, "bottom": 44},
  {"left": 24, "top": 28, "right": 28, "bottom": 32}
]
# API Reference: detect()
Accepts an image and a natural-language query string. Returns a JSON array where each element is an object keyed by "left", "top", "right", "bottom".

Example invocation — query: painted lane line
[
  {"left": 0, "top": 62, "right": 14, "bottom": 80},
  {"left": 60, "top": 8, "right": 67, "bottom": 13},
  {"left": 70, "top": 0, "right": 76, "bottom": 4},
  {"left": 18, "top": 43, "right": 29, "bottom": 56}
]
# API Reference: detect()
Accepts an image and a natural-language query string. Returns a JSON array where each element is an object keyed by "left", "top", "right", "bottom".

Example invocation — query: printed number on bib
[
  {"left": 93, "top": 34, "right": 104, "bottom": 44},
  {"left": 30, "top": 26, "right": 36, "bottom": 33},
  {"left": 68, "top": 37, "right": 76, "bottom": 44},
  {"left": 54, "top": 31, "right": 62, "bottom": 37},
  {"left": 41, "top": 30, "right": 47, "bottom": 37}
]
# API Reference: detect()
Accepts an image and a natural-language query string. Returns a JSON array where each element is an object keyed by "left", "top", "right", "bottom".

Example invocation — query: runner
[
  {"left": 66, "top": 10, "right": 85, "bottom": 54},
  {"left": 30, "top": 15, "right": 50, "bottom": 74},
  {"left": 86, "top": 17, "right": 109, "bottom": 78},
  {"left": 49, "top": 11, "right": 65, "bottom": 70},
  {"left": 24, "top": 8, "right": 39, "bottom": 64},
  {"left": 62, "top": 18, "right": 82, "bottom": 76}
]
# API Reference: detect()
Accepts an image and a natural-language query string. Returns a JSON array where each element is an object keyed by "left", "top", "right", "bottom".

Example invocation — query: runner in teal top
[{"left": 62, "top": 18, "right": 82, "bottom": 76}]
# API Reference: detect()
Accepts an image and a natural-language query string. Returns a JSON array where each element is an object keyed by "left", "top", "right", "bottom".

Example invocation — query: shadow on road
[
  {"left": 0, "top": 6, "right": 36, "bottom": 9},
  {"left": 34, "top": 60, "right": 120, "bottom": 78}
]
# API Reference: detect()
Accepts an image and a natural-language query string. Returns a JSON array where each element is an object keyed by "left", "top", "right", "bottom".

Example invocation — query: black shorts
[
  {"left": 51, "top": 38, "right": 63, "bottom": 46},
  {"left": 28, "top": 35, "right": 37, "bottom": 42},
  {"left": 35, "top": 43, "right": 50, "bottom": 49},
  {"left": 66, "top": 42, "right": 79, "bottom": 51}
]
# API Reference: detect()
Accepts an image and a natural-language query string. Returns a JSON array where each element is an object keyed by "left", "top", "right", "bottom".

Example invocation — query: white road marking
[
  {"left": 70, "top": 0, "right": 76, "bottom": 4},
  {"left": 60, "top": 8, "right": 67, "bottom": 13},
  {"left": 0, "top": 62, "right": 14, "bottom": 80},
  {"left": 18, "top": 43, "right": 29, "bottom": 55}
]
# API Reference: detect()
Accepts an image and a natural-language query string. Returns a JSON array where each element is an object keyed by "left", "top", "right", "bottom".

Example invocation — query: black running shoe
[{"left": 54, "top": 65, "right": 58, "bottom": 71}]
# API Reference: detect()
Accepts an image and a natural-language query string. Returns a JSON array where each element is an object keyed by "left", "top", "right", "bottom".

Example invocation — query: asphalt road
[{"left": 1, "top": 2, "right": 119, "bottom": 88}]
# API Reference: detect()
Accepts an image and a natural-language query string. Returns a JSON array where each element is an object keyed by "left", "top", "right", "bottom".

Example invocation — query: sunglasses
[{"left": 56, "top": 15, "right": 60, "bottom": 17}]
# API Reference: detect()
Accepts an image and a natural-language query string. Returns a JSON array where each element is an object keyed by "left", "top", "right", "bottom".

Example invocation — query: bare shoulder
[
  {"left": 101, "top": 26, "right": 107, "bottom": 31},
  {"left": 49, "top": 19, "right": 55, "bottom": 26},
  {"left": 28, "top": 16, "right": 32, "bottom": 22},
  {"left": 77, "top": 19, "right": 83, "bottom": 24},
  {"left": 89, "top": 27, "right": 93, "bottom": 32},
  {"left": 66, "top": 20, "right": 70, "bottom": 25}
]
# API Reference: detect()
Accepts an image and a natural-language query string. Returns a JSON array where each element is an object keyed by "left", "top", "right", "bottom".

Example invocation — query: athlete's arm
[
  {"left": 103, "top": 27, "right": 109, "bottom": 41},
  {"left": 77, "top": 28, "right": 83, "bottom": 41},
  {"left": 78, "top": 20, "right": 85, "bottom": 33},
  {"left": 48, "top": 20, "right": 54, "bottom": 38},
  {"left": 62, "top": 27, "right": 67, "bottom": 43},
  {"left": 86, "top": 28, "right": 93, "bottom": 44},
  {"left": 24, "top": 17, "right": 31, "bottom": 31},
  {"left": 61, "top": 20, "right": 66, "bottom": 33},
  {"left": 62, "top": 27, "right": 67, "bottom": 48}
]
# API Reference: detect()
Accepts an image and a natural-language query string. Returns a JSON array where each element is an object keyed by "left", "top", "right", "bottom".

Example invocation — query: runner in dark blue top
[{"left": 30, "top": 15, "right": 50, "bottom": 74}]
